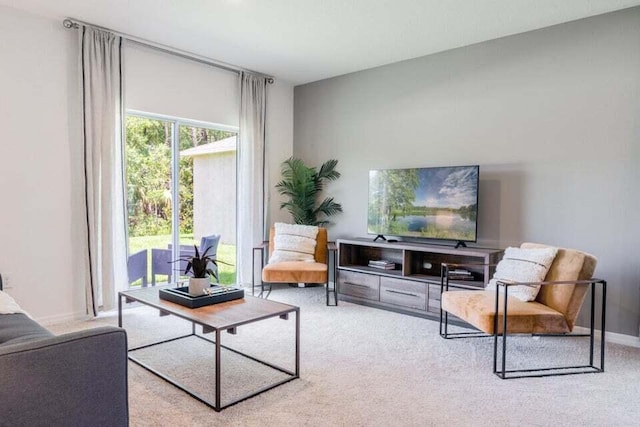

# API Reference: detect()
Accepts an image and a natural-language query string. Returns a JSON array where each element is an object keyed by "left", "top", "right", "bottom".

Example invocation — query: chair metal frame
[{"left": 439, "top": 263, "right": 607, "bottom": 379}]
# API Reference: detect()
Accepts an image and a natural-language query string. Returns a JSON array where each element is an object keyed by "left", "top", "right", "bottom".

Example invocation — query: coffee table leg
[
  {"left": 118, "top": 294, "right": 122, "bottom": 328},
  {"left": 215, "top": 328, "right": 221, "bottom": 410}
]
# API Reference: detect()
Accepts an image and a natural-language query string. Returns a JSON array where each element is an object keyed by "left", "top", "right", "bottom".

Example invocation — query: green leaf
[{"left": 276, "top": 156, "right": 342, "bottom": 226}]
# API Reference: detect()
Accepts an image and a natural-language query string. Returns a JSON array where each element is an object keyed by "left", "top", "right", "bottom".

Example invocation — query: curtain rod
[{"left": 63, "top": 18, "right": 275, "bottom": 84}]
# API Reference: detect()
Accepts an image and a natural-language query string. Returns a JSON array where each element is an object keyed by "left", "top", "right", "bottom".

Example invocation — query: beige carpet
[{"left": 50, "top": 286, "right": 640, "bottom": 427}]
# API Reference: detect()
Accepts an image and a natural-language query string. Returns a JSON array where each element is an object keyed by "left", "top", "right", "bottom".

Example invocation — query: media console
[{"left": 336, "top": 238, "right": 503, "bottom": 319}]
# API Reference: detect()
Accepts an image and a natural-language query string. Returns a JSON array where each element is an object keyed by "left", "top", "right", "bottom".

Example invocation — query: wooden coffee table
[{"left": 118, "top": 286, "right": 300, "bottom": 411}]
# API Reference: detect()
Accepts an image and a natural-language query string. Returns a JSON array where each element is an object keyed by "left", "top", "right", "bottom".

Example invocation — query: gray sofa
[{"left": 0, "top": 276, "right": 129, "bottom": 426}]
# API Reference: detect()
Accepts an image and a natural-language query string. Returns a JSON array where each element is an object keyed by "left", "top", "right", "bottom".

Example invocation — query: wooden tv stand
[{"left": 336, "top": 238, "right": 503, "bottom": 319}]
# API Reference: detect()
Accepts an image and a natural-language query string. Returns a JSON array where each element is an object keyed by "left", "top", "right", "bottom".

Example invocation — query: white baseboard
[
  {"left": 36, "top": 311, "right": 89, "bottom": 326},
  {"left": 573, "top": 326, "right": 640, "bottom": 348}
]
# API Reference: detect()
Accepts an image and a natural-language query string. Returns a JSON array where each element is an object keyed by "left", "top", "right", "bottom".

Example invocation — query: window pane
[
  {"left": 125, "top": 114, "right": 238, "bottom": 289},
  {"left": 179, "top": 125, "right": 237, "bottom": 285},
  {"left": 125, "top": 116, "right": 173, "bottom": 287}
]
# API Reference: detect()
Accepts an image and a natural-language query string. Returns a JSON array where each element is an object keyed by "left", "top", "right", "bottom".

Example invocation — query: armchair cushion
[
  {"left": 442, "top": 290, "right": 569, "bottom": 335},
  {"left": 485, "top": 246, "right": 558, "bottom": 301},
  {"left": 269, "top": 223, "right": 319, "bottom": 264},
  {"left": 262, "top": 261, "right": 328, "bottom": 284}
]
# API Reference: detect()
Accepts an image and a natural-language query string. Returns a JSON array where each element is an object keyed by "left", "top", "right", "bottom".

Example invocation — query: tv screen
[{"left": 368, "top": 165, "right": 479, "bottom": 242}]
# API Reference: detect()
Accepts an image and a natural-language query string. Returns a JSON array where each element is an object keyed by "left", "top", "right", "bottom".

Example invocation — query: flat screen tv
[{"left": 368, "top": 165, "right": 479, "bottom": 244}]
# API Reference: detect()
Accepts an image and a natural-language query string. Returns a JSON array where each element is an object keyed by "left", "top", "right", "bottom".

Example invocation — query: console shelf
[{"left": 337, "top": 238, "right": 503, "bottom": 319}]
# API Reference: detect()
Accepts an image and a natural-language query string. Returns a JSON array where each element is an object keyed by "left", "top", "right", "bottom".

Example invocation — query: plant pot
[{"left": 188, "top": 277, "right": 211, "bottom": 296}]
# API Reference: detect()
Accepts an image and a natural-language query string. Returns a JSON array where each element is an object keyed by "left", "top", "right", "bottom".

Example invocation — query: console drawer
[
  {"left": 429, "top": 284, "right": 442, "bottom": 301},
  {"left": 380, "top": 277, "right": 427, "bottom": 310},
  {"left": 338, "top": 270, "right": 379, "bottom": 300}
]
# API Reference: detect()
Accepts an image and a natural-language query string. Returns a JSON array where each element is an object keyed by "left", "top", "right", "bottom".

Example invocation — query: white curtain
[
  {"left": 80, "top": 26, "right": 128, "bottom": 315},
  {"left": 237, "top": 72, "right": 267, "bottom": 285}
]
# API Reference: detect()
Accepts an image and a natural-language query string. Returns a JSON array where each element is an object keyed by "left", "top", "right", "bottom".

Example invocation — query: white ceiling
[{"left": 3, "top": 0, "right": 640, "bottom": 85}]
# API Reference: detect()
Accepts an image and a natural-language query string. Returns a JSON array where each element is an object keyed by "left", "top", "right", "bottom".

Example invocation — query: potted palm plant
[{"left": 276, "top": 157, "right": 343, "bottom": 226}]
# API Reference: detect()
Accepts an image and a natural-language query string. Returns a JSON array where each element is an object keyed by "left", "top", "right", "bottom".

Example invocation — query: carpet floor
[{"left": 50, "top": 286, "right": 640, "bottom": 426}]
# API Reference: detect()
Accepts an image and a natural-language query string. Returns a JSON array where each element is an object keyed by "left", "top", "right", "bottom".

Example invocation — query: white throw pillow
[
  {"left": 485, "top": 246, "right": 558, "bottom": 302},
  {"left": 269, "top": 223, "right": 319, "bottom": 264},
  {"left": 0, "top": 290, "right": 29, "bottom": 316}
]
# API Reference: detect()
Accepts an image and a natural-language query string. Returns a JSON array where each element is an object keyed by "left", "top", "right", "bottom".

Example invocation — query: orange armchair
[
  {"left": 253, "top": 227, "right": 337, "bottom": 306},
  {"left": 440, "top": 243, "right": 606, "bottom": 379}
]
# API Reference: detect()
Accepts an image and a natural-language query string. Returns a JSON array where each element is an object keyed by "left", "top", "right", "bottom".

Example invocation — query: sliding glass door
[{"left": 125, "top": 111, "right": 238, "bottom": 288}]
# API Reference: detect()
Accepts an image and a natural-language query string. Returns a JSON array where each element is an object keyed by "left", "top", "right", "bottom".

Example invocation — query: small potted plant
[{"left": 178, "top": 245, "right": 220, "bottom": 295}]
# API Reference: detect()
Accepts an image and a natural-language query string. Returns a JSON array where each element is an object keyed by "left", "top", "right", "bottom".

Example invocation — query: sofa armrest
[{"left": 0, "top": 326, "right": 128, "bottom": 427}]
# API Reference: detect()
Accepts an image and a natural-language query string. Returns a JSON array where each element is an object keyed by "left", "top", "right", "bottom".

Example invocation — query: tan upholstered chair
[
  {"left": 440, "top": 243, "right": 606, "bottom": 379},
  {"left": 255, "top": 227, "right": 337, "bottom": 306}
]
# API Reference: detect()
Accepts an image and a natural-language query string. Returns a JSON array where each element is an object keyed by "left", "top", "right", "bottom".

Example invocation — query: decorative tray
[{"left": 159, "top": 285, "right": 245, "bottom": 308}]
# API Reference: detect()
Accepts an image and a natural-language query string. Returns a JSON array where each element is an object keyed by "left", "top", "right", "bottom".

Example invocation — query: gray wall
[{"left": 293, "top": 8, "right": 640, "bottom": 336}]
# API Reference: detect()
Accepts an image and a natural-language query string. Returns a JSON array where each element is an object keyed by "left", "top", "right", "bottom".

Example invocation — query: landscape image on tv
[{"left": 368, "top": 165, "right": 479, "bottom": 242}]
